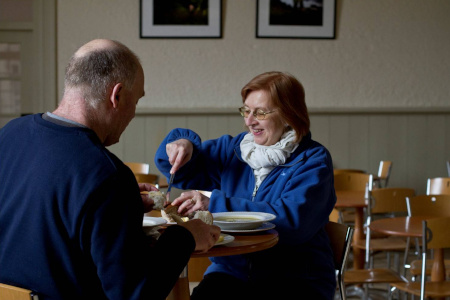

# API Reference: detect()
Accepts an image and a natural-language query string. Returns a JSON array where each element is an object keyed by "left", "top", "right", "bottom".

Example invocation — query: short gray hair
[{"left": 64, "top": 41, "right": 140, "bottom": 108}]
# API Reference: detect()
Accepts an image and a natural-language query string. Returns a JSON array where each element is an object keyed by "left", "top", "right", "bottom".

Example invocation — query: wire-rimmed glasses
[{"left": 238, "top": 106, "right": 276, "bottom": 120}]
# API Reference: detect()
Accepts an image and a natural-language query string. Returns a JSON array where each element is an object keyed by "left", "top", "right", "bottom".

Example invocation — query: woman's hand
[
  {"left": 166, "top": 139, "right": 193, "bottom": 174},
  {"left": 171, "top": 190, "right": 210, "bottom": 216},
  {"left": 139, "top": 183, "right": 160, "bottom": 212}
]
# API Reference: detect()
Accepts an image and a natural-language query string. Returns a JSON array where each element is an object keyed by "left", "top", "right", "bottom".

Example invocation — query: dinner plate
[
  {"left": 212, "top": 211, "right": 276, "bottom": 230},
  {"left": 219, "top": 222, "right": 276, "bottom": 233},
  {"left": 215, "top": 234, "right": 234, "bottom": 246},
  {"left": 142, "top": 217, "right": 167, "bottom": 228}
]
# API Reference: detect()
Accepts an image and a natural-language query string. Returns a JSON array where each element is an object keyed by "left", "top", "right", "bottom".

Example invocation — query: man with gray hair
[{"left": 0, "top": 39, "right": 220, "bottom": 300}]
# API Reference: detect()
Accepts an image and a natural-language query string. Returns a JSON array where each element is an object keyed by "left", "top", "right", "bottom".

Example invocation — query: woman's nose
[{"left": 244, "top": 114, "right": 257, "bottom": 126}]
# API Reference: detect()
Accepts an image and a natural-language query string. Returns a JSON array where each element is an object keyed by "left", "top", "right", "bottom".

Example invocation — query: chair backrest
[
  {"left": 406, "top": 194, "right": 450, "bottom": 217},
  {"left": 377, "top": 161, "right": 392, "bottom": 180},
  {"left": 369, "top": 187, "right": 415, "bottom": 215},
  {"left": 420, "top": 217, "right": 450, "bottom": 299},
  {"left": 334, "top": 172, "right": 373, "bottom": 192},
  {"left": 324, "top": 221, "right": 354, "bottom": 300},
  {"left": 134, "top": 173, "right": 159, "bottom": 186},
  {"left": 329, "top": 208, "right": 340, "bottom": 223},
  {"left": 124, "top": 162, "right": 150, "bottom": 174},
  {"left": 0, "top": 283, "right": 38, "bottom": 300},
  {"left": 333, "top": 169, "right": 365, "bottom": 175},
  {"left": 426, "top": 177, "right": 450, "bottom": 195}
]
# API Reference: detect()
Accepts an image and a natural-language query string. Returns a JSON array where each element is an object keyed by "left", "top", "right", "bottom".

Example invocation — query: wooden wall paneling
[
  {"left": 424, "top": 115, "right": 447, "bottom": 178},
  {"left": 406, "top": 115, "right": 428, "bottom": 193},
  {"left": 310, "top": 115, "right": 331, "bottom": 150},
  {"left": 384, "top": 115, "right": 409, "bottom": 189},
  {"left": 348, "top": 115, "right": 370, "bottom": 171},
  {"left": 328, "top": 115, "right": 351, "bottom": 169},
  {"left": 367, "top": 114, "right": 390, "bottom": 174},
  {"left": 166, "top": 116, "right": 188, "bottom": 133},
  {"left": 227, "top": 115, "right": 246, "bottom": 137},
  {"left": 187, "top": 115, "right": 208, "bottom": 141},
  {"left": 446, "top": 116, "right": 450, "bottom": 174},
  {"left": 206, "top": 115, "right": 228, "bottom": 140},
  {"left": 104, "top": 111, "right": 450, "bottom": 196},
  {"left": 122, "top": 116, "right": 147, "bottom": 162},
  {"left": 145, "top": 115, "right": 167, "bottom": 173}
]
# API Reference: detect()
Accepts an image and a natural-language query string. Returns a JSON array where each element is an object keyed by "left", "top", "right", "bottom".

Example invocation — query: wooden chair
[
  {"left": 390, "top": 217, "right": 450, "bottom": 300},
  {"left": 334, "top": 172, "right": 372, "bottom": 192},
  {"left": 352, "top": 187, "right": 415, "bottom": 269},
  {"left": 406, "top": 195, "right": 450, "bottom": 281},
  {"left": 0, "top": 283, "right": 38, "bottom": 300},
  {"left": 373, "top": 161, "right": 393, "bottom": 188},
  {"left": 426, "top": 177, "right": 450, "bottom": 195},
  {"left": 325, "top": 221, "right": 354, "bottom": 300},
  {"left": 134, "top": 173, "right": 159, "bottom": 187},
  {"left": 124, "top": 162, "right": 150, "bottom": 174},
  {"left": 333, "top": 169, "right": 366, "bottom": 175},
  {"left": 125, "top": 162, "right": 160, "bottom": 189},
  {"left": 345, "top": 188, "right": 413, "bottom": 299},
  {"left": 329, "top": 208, "right": 340, "bottom": 223},
  {"left": 406, "top": 194, "right": 450, "bottom": 217},
  {"left": 334, "top": 172, "right": 372, "bottom": 224}
]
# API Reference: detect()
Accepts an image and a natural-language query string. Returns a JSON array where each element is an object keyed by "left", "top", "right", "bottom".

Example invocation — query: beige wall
[
  {"left": 57, "top": 0, "right": 450, "bottom": 111},
  {"left": 56, "top": 1, "right": 450, "bottom": 195}
]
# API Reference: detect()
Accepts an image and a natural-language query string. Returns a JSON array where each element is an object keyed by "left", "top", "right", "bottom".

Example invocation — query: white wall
[
  {"left": 56, "top": 1, "right": 450, "bottom": 195},
  {"left": 57, "top": 0, "right": 450, "bottom": 111}
]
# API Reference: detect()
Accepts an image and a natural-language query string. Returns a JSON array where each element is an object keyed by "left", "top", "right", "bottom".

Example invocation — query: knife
[{"left": 165, "top": 173, "right": 175, "bottom": 205}]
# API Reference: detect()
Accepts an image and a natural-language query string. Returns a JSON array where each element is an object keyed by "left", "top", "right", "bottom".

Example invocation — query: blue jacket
[{"left": 155, "top": 129, "right": 337, "bottom": 296}]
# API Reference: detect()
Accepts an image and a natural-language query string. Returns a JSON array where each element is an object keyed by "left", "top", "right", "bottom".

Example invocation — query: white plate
[
  {"left": 219, "top": 222, "right": 276, "bottom": 233},
  {"left": 212, "top": 211, "right": 276, "bottom": 230},
  {"left": 215, "top": 234, "right": 235, "bottom": 246},
  {"left": 142, "top": 217, "right": 167, "bottom": 228}
]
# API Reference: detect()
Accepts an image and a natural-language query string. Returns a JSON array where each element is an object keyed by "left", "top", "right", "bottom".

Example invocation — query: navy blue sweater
[{"left": 0, "top": 114, "right": 195, "bottom": 300}]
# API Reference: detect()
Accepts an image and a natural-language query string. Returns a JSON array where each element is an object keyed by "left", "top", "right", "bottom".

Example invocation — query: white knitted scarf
[{"left": 240, "top": 130, "right": 299, "bottom": 194}]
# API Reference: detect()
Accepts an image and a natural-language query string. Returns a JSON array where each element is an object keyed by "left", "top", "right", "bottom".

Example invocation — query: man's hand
[
  {"left": 180, "top": 219, "right": 221, "bottom": 253},
  {"left": 139, "top": 183, "right": 160, "bottom": 212}
]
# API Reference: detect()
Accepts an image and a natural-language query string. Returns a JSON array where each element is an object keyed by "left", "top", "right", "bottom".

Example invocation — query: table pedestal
[{"left": 166, "top": 268, "right": 190, "bottom": 300}]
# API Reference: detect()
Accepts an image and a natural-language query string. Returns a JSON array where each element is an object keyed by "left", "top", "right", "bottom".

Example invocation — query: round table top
[
  {"left": 192, "top": 229, "right": 279, "bottom": 258},
  {"left": 369, "top": 216, "right": 432, "bottom": 237},
  {"left": 335, "top": 190, "right": 367, "bottom": 208}
]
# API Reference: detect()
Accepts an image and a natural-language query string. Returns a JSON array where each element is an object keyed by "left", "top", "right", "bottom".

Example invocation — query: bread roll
[
  {"left": 193, "top": 210, "right": 214, "bottom": 225},
  {"left": 161, "top": 205, "right": 189, "bottom": 223},
  {"left": 141, "top": 191, "right": 165, "bottom": 210}
]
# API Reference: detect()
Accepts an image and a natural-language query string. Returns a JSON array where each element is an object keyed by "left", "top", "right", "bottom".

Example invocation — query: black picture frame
[
  {"left": 140, "top": 0, "right": 222, "bottom": 38},
  {"left": 256, "top": 0, "right": 336, "bottom": 39}
]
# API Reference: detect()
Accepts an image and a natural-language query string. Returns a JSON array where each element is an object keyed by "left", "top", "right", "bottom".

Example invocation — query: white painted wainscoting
[{"left": 109, "top": 109, "right": 450, "bottom": 195}]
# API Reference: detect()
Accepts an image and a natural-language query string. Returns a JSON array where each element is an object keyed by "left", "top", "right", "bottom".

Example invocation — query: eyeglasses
[{"left": 238, "top": 106, "right": 276, "bottom": 120}]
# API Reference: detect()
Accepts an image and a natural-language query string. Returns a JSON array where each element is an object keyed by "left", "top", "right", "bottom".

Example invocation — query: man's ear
[{"left": 110, "top": 83, "right": 123, "bottom": 109}]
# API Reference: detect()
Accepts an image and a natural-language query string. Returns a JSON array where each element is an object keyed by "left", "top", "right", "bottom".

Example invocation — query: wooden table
[
  {"left": 335, "top": 190, "right": 367, "bottom": 269},
  {"left": 369, "top": 216, "right": 446, "bottom": 283},
  {"left": 166, "top": 229, "right": 279, "bottom": 300}
]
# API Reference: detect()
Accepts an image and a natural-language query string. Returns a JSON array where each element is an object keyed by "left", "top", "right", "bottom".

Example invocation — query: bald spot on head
[{"left": 74, "top": 39, "right": 120, "bottom": 58}]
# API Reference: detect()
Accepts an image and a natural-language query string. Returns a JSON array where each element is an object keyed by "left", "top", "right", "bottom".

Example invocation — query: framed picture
[
  {"left": 256, "top": 0, "right": 336, "bottom": 39},
  {"left": 140, "top": 0, "right": 222, "bottom": 38}
]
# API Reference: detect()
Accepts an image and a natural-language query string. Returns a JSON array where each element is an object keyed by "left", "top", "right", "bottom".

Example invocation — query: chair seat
[
  {"left": 391, "top": 281, "right": 450, "bottom": 298},
  {"left": 352, "top": 236, "right": 407, "bottom": 251},
  {"left": 344, "top": 268, "right": 406, "bottom": 284},
  {"left": 409, "top": 259, "right": 450, "bottom": 277}
]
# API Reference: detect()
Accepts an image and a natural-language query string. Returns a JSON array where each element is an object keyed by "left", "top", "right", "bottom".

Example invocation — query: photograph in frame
[
  {"left": 256, "top": 0, "right": 336, "bottom": 39},
  {"left": 140, "top": 0, "right": 222, "bottom": 38}
]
